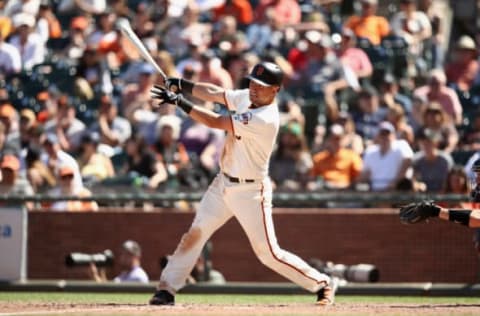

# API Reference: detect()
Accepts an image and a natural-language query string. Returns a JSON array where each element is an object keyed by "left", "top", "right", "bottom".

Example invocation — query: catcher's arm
[{"left": 400, "top": 201, "right": 480, "bottom": 227}]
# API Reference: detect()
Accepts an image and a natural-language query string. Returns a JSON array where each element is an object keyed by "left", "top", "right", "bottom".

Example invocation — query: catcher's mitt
[{"left": 399, "top": 201, "right": 441, "bottom": 224}]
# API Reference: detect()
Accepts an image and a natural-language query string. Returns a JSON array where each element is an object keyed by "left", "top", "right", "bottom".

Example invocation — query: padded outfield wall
[{"left": 27, "top": 209, "right": 479, "bottom": 283}]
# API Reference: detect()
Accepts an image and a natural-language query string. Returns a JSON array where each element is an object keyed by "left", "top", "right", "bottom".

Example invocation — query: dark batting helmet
[
  {"left": 472, "top": 158, "right": 480, "bottom": 173},
  {"left": 247, "top": 62, "right": 283, "bottom": 87}
]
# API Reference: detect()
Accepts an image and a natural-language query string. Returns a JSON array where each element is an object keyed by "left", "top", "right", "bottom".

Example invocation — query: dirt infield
[{"left": 2, "top": 302, "right": 480, "bottom": 316}]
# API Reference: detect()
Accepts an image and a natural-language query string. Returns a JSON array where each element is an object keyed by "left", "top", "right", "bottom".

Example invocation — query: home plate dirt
[{"left": 1, "top": 302, "right": 480, "bottom": 315}]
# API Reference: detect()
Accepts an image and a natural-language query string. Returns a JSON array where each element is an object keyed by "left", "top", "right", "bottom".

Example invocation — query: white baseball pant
[{"left": 158, "top": 174, "right": 330, "bottom": 294}]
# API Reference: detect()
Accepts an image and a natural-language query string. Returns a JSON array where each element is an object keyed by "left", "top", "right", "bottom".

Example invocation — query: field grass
[
  {"left": 0, "top": 292, "right": 480, "bottom": 305},
  {"left": 1, "top": 292, "right": 480, "bottom": 316}
]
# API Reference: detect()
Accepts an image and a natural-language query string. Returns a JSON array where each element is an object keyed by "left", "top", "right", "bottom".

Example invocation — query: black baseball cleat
[
  {"left": 316, "top": 278, "right": 338, "bottom": 306},
  {"left": 149, "top": 290, "right": 175, "bottom": 305}
]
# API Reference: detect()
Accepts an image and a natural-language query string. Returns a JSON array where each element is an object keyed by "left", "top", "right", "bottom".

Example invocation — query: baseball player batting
[
  {"left": 148, "top": 62, "right": 337, "bottom": 306},
  {"left": 399, "top": 158, "right": 480, "bottom": 228}
]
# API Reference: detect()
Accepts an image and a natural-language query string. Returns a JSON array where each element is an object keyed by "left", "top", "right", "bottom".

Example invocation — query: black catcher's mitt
[{"left": 399, "top": 201, "right": 441, "bottom": 224}]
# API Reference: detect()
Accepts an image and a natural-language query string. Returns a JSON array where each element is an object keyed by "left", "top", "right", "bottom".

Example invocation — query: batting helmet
[
  {"left": 247, "top": 62, "right": 283, "bottom": 87},
  {"left": 472, "top": 158, "right": 480, "bottom": 172}
]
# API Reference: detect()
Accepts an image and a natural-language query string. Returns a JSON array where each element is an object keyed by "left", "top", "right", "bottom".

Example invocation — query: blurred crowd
[{"left": 0, "top": 0, "right": 480, "bottom": 210}]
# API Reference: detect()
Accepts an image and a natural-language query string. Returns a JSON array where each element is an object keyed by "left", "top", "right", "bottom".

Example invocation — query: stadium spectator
[
  {"left": 351, "top": 87, "right": 388, "bottom": 144},
  {"left": 180, "top": 120, "right": 224, "bottom": 184},
  {"left": 24, "top": 145, "right": 56, "bottom": 193},
  {"left": 19, "top": 109, "right": 37, "bottom": 150},
  {"left": 418, "top": 0, "right": 448, "bottom": 68},
  {"left": 308, "top": 124, "right": 363, "bottom": 190},
  {"left": 461, "top": 111, "right": 480, "bottom": 150},
  {"left": 416, "top": 102, "right": 459, "bottom": 153},
  {"left": 299, "top": 30, "right": 349, "bottom": 122},
  {"left": 0, "top": 103, "right": 20, "bottom": 153},
  {"left": 78, "top": 133, "right": 115, "bottom": 183},
  {"left": 121, "top": 63, "right": 158, "bottom": 121},
  {"left": 336, "top": 28, "right": 373, "bottom": 80},
  {"left": 48, "top": 165, "right": 98, "bottom": 211},
  {"left": 9, "top": 12, "right": 46, "bottom": 70},
  {"left": 63, "top": 15, "right": 89, "bottom": 60},
  {"left": 254, "top": 0, "right": 301, "bottom": 25},
  {"left": 57, "top": 0, "right": 106, "bottom": 15},
  {"left": 89, "top": 239, "right": 149, "bottom": 283},
  {"left": 0, "top": 28, "right": 21, "bottom": 76},
  {"left": 42, "top": 133, "right": 83, "bottom": 190},
  {"left": 269, "top": 122, "right": 312, "bottom": 191},
  {"left": 343, "top": 0, "right": 390, "bottom": 46},
  {"left": 124, "top": 134, "right": 167, "bottom": 189},
  {"left": 390, "top": 0, "right": 432, "bottom": 69},
  {"left": 413, "top": 128, "right": 453, "bottom": 192},
  {"left": 4, "top": 0, "right": 40, "bottom": 17},
  {"left": 413, "top": 68, "right": 463, "bottom": 125},
  {"left": 152, "top": 115, "right": 194, "bottom": 189},
  {"left": 386, "top": 103, "right": 415, "bottom": 146},
  {"left": 438, "top": 165, "right": 471, "bottom": 208},
  {"left": 212, "top": 0, "right": 253, "bottom": 28},
  {"left": 198, "top": 50, "right": 233, "bottom": 89},
  {"left": 360, "top": 121, "right": 414, "bottom": 191},
  {"left": 44, "top": 95, "right": 86, "bottom": 152},
  {"left": 74, "top": 45, "right": 113, "bottom": 100},
  {"left": 89, "top": 94, "right": 132, "bottom": 153},
  {"left": 378, "top": 73, "right": 412, "bottom": 114},
  {"left": 0, "top": 154, "right": 34, "bottom": 208},
  {"left": 445, "top": 35, "right": 478, "bottom": 94},
  {"left": 333, "top": 112, "right": 364, "bottom": 155},
  {"left": 36, "top": 0, "right": 62, "bottom": 43}
]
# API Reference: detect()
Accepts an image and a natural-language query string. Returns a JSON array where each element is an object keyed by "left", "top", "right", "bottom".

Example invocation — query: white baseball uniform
[{"left": 158, "top": 89, "right": 330, "bottom": 294}]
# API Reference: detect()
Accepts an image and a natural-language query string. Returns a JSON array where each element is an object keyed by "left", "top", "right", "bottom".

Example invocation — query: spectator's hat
[
  {"left": 12, "top": 13, "right": 36, "bottom": 28},
  {"left": 0, "top": 155, "right": 20, "bottom": 171},
  {"left": 122, "top": 240, "right": 141, "bottom": 257},
  {"left": 59, "top": 166, "right": 74, "bottom": 177},
  {"left": 247, "top": 62, "right": 284, "bottom": 87},
  {"left": 378, "top": 121, "right": 395, "bottom": 134},
  {"left": 157, "top": 115, "right": 181, "bottom": 140},
  {"left": 0, "top": 104, "right": 16, "bottom": 119},
  {"left": 455, "top": 35, "right": 477, "bottom": 51},
  {"left": 81, "top": 132, "right": 100, "bottom": 145},
  {"left": 43, "top": 133, "right": 59, "bottom": 145},
  {"left": 305, "top": 30, "right": 333, "bottom": 48},
  {"left": 282, "top": 122, "right": 303, "bottom": 136},
  {"left": 139, "top": 63, "right": 155, "bottom": 75},
  {"left": 329, "top": 124, "right": 345, "bottom": 137},
  {"left": 70, "top": 16, "right": 89, "bottom": 31},
  {"left": 20, "top": 109, "right": 36, "bottom": 124}
]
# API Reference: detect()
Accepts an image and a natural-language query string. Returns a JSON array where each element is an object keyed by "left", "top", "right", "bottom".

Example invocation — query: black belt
[{"left": 223, "top": 173, "right": 256, "bottom": 183}]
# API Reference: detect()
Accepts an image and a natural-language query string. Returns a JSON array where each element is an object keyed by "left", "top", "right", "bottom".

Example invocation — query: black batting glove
[
  {"left": 151, "top": 85, "right": 193, "bottom": 114},
  {"left": 151, "top": 85, "right": 179, "bottom": 104},
  {"left": 165, "top": 78, "right": 182, "bottom": 92},
  {"left": 165, "top": 77, "right": 194, "bottom": 94}
]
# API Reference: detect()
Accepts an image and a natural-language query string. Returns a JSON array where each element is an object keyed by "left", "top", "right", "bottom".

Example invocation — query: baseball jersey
[{"left": 220, "top": 89, "right": 279, "bottom": 179}]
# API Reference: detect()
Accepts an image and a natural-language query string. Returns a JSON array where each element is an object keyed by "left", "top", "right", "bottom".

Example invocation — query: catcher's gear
[
  {"left": 150, "top": 85, "right": 193, "bottom": 114},
  {"left": 399, "top": 201, "right": 441, "bottom": 224}
]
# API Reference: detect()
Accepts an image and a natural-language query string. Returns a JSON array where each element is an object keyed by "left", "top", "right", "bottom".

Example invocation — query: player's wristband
[
  {"left": 176, "top": 95, "right": 194, "bottom": 114},
  {"left": 448, "top": 209, "right": 471, "bottom": 226},
  {"left": 180, "top": 79, "right": 194, "bottom": 94}
]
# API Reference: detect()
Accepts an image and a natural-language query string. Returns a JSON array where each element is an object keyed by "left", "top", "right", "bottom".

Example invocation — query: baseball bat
[{"left": 117, "top": 19, "right": 167, "bottom": 81}]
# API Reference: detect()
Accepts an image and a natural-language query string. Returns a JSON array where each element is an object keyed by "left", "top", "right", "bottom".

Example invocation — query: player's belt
[{"left": 223, "top": 172, "right": 256, "bottom": 183}]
